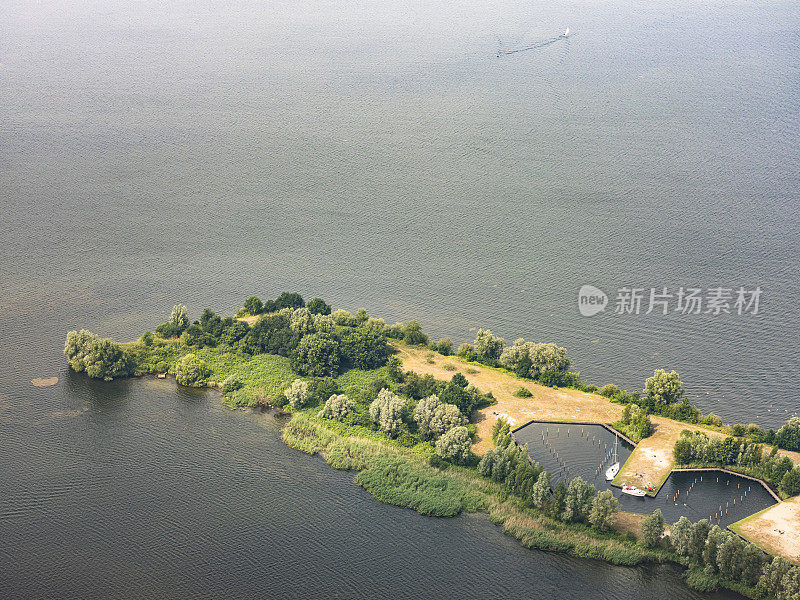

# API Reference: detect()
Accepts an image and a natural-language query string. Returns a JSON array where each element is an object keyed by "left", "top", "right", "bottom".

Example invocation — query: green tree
[
  {"left": 243, "top": 296, "right": 263, "bottom": 316},
  {"left": 474, "top": 329, "right": 504, "bottom": 360},
  {"left": 401, "top": 321, "right": 428, "bottom": 346},
  {"left": 317, "top": 394, "right": 353, "bottom": 421},
  {"left": 740, "top": 542, "right": 766, "bottom": 587},
  {"left": 688, "top": 519, "right": 711, "bottom": 563},
  {"left": 306, "top": 297, "right": 331, "bottom": 315},
  {"left": 64, "top": 330, "right": 133, "bottom": 381},
  {"left": 777, "top": 417, "right": 800, "bottom": 451},
  {"left": 644, "top": 369, "right": 683, "bottom": 411},
  {"left": 170, "top": 304, "right": 190, "bottom": 330},
  {"left": 291, "top": 333, "right": 341, "bottom": 377},
  {"left": 275, "top": 292, "right": 305, "bottom": 309},
  {"left": 716, "top": 536, "right": 743, "bottom": 580},
  {"left": 781, "top": 467, "right": 800, "bottom": 496},
  {"left": 589, "top": 489, "right": 619, "bottom": 531},
  {"left": 175, "top": 354, "right": 211, "bottom": 387},
  {"left": 758, "top": 557, "right": 791, "bottom": 597},
  {"left": 332, "top": 309, "right": 356, "bottom": 326},
  {"left": 550, "top": 480, "right": 567, "bottom": 520},
  {"left": 671, "top": 516, "right": 692, "bottom": 556},
  {"left": 531, "top": 471, "right": 552, "bottom": 509},
  {"left": 641, "top": 509, "right": 665, "bottom": 548},
  {"left": 436, "top": 338, "right": 454, "bottom": 355},
  {"left": 435, "top": 426, "right": 471, "bottom": 464},
  {"left": 370, "top": 388, "right": 406, "bottom": 437},
  {"left": 339, "top": 329, "right": 390, "bottom": 370},
  {"left": 413, "top": 395, "right": 465, "bottom": 439},
  {"left": 562, "top": 477, "right": 595, "bottom": 523},
  {"left": 702, "top": 525, "right": 727, "bottom": 572}
]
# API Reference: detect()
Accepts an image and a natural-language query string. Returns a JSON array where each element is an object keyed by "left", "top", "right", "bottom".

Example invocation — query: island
[{"left": 64, "top": 293, "right": 800, "bottom": 600}]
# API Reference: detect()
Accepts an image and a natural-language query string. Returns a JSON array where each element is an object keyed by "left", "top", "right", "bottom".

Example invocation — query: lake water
[
  {"left": 514, "top": 422, "right": 776, "bottom": 527},
  {"left": 1, "top": 0, "right": 797, "bottom": 597}
]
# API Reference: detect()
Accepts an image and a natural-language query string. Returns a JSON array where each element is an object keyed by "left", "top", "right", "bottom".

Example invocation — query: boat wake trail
[{"left": 497, "top": 30, "right": 570, "bottom": 57}]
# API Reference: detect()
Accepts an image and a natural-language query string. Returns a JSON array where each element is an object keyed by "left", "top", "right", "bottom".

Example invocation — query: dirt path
[
  {"left": 395, "top": 344, "right": 800, "bottom": 490},
  {"left": 733, "top": 496, "right": 800, "bottom": 563}
]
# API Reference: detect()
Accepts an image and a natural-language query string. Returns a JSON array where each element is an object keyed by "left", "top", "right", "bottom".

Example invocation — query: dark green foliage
[
  {"left": 174, "top": 353, "right": 211, "bottom": 387},
  {"left": 386, "top": 356, "right": 402, "bottom": 381},
  {"left": 781, "top": 467, "right": 800, "bottom": 496},
  {"left": 641, "top": 509, "right": 665, "bottom": 548},
  {"left": 306, "top": 298, "right": 331, "bottom": 315},
  {"left": 291, "top": 333, "right": 341, "bottom": 377},
  {"left": 243, "top": 296, "right": 263, "bottom": 316},
  {"left": 355, "top": 457, "right": 483, "bottom": 517},
  {"left": 307, "top": 377, "right": 339, "bottom": 407},
  {"left": 338, "top": 329, "right": 390, "bottom": 370},
  {"left": 439, "top": 380, "right": 476, "bottom": 417},
  {"left": 436, "top": 338, "right": 453, "bottom": 355},
  {"left": 513, "top": 386, "right": 533, "bottom": 398},
  {"left": 450, "top": 372, "right": 468, "bottom": 388},
  {"left": 64, "top": 330, "right": 134, "bottom": 381},
  {"left": 182, "top": 323, "right": 215, "bottom": 348},
  {"left": 155, "top": 322, "right": 183, "bottom": 338},
  {"left": 275, "top": 292, "right": 305, "bottom": 310},
  {"left": 685, "top": 568, "right": 719, "bottom": 592},
  {"left": 140, "top": 331, "right": 154, "bottom": 346},
  {"left": 550, "top": 480, "right": 567, "bottom": 520},
  {"left": 401, "top": 321, "right": 428, "bottom": 346},
  {"left": 777, "top": 417, "right": 800, "bottom": 451},
  {"left": 398, "top": 372, "right": 441, "bottom": 400},
  {"left": 244, "top": 313, "right": 300, "bottom": 356},
  {"left": 428, "top": 454, "right": 449, "bottom": 470}
]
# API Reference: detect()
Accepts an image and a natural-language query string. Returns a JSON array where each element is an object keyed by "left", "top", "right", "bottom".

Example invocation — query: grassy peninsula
[{"left": 64, "top": 293, "right": 800, "bottom": 600}]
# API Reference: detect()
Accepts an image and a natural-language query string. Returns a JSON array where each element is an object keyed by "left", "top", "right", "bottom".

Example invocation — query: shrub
[
  {"left": 175, "top": 353, "right": 211, "bottom": 387},
  {"left": 436, "top": 338, "right": 454, "bottom": 355},
  {"left": 339, "top": 329, "right": 390, "bottom": 370},
  {"left": 435, "top": 426, "right": 471, "bottom": 464},
  {"left": 243, "top": 296, "right": 263, "bottom": 316},
  {"left": 370, "top": 388, "right": 406, "bottom": 437},
  {"left": 777, "top": 417, "right": 800, "bottom": 451},
  {"left": 644, "top": 369, "right": 683, "bottom": 411},
  {"left": 140, "top": 331, "right": 154, "bottom": 346},
  {"left": 499, "top": 339, "right": 570, "bottom": 381},
  {"left": 332, "top": 309, "right": 356, "bottom": 327},
  {"left": 169, "top": 304, "right": 190, "bottom": 330},
  {"left": 318, "top": 394, "right": 354, "bottom": 421},
  {"left": 64, "top": 330, "right": 134, "bottom": 381},
  {"left": 442, "top": 363, "right": 457, "bottom": 371},
  {"left": 401, "top": 321, "right": 428, "bottom": 346},
  {"left": 599, "top": 384, "right": 619, "bottom": 398},
  {"left": 291, "top": 333, "right": 341, "bottom": 377},
  {"left": 414, "top": 395, "right": 466, "bottom": 439},
  {"left": 781, "top": 467, "right": 800, "bottom": 496},
  {"left": 220, "top": 374, "right": 243, "bottom": 393},
  {"left": 474, "top": 329, "right": 504, "bottom": 360},
  {"left": 513, "top": 387, "right": 533, "bottom": 398},
  {"left": 306, "top": 298, "right": 331, "bottom": 315},
  {"left": 284, "top": 378, "right": 310, "bottom": 408},
  {"left": 465, "top": 368, "right": 479, "bottom": 375},
  {"left": 641, "top": 509, "right": 665, "bottom": 548},
  {"left": 275, "top": 292, "right": 305, "bottom": 310}
]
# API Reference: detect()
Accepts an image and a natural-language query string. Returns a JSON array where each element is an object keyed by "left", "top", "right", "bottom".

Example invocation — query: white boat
[
  {"left": 564, "top": 27, "right": 570, "bottom": 37},
  {"left": 621, "top": 485, "right": 646, "bottom": 497},
  {"left": 605, "top": 435, "right": 619, "bottom": 481}
]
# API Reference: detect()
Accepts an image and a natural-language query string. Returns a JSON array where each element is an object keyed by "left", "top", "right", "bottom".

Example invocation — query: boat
[
  {"left": 621, "top": 485, "right": 646, "bottom": 497},
  {"left": 605, "top": 435, "right": 619, "bottom": 481},
  {"left": 564, "top": 27, "right": 570, "bottom": 37}
]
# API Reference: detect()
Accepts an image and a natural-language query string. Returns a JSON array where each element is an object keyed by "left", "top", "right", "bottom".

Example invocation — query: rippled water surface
[{"left": 1, "top": 0, "right": 798, "bottom": 597}]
